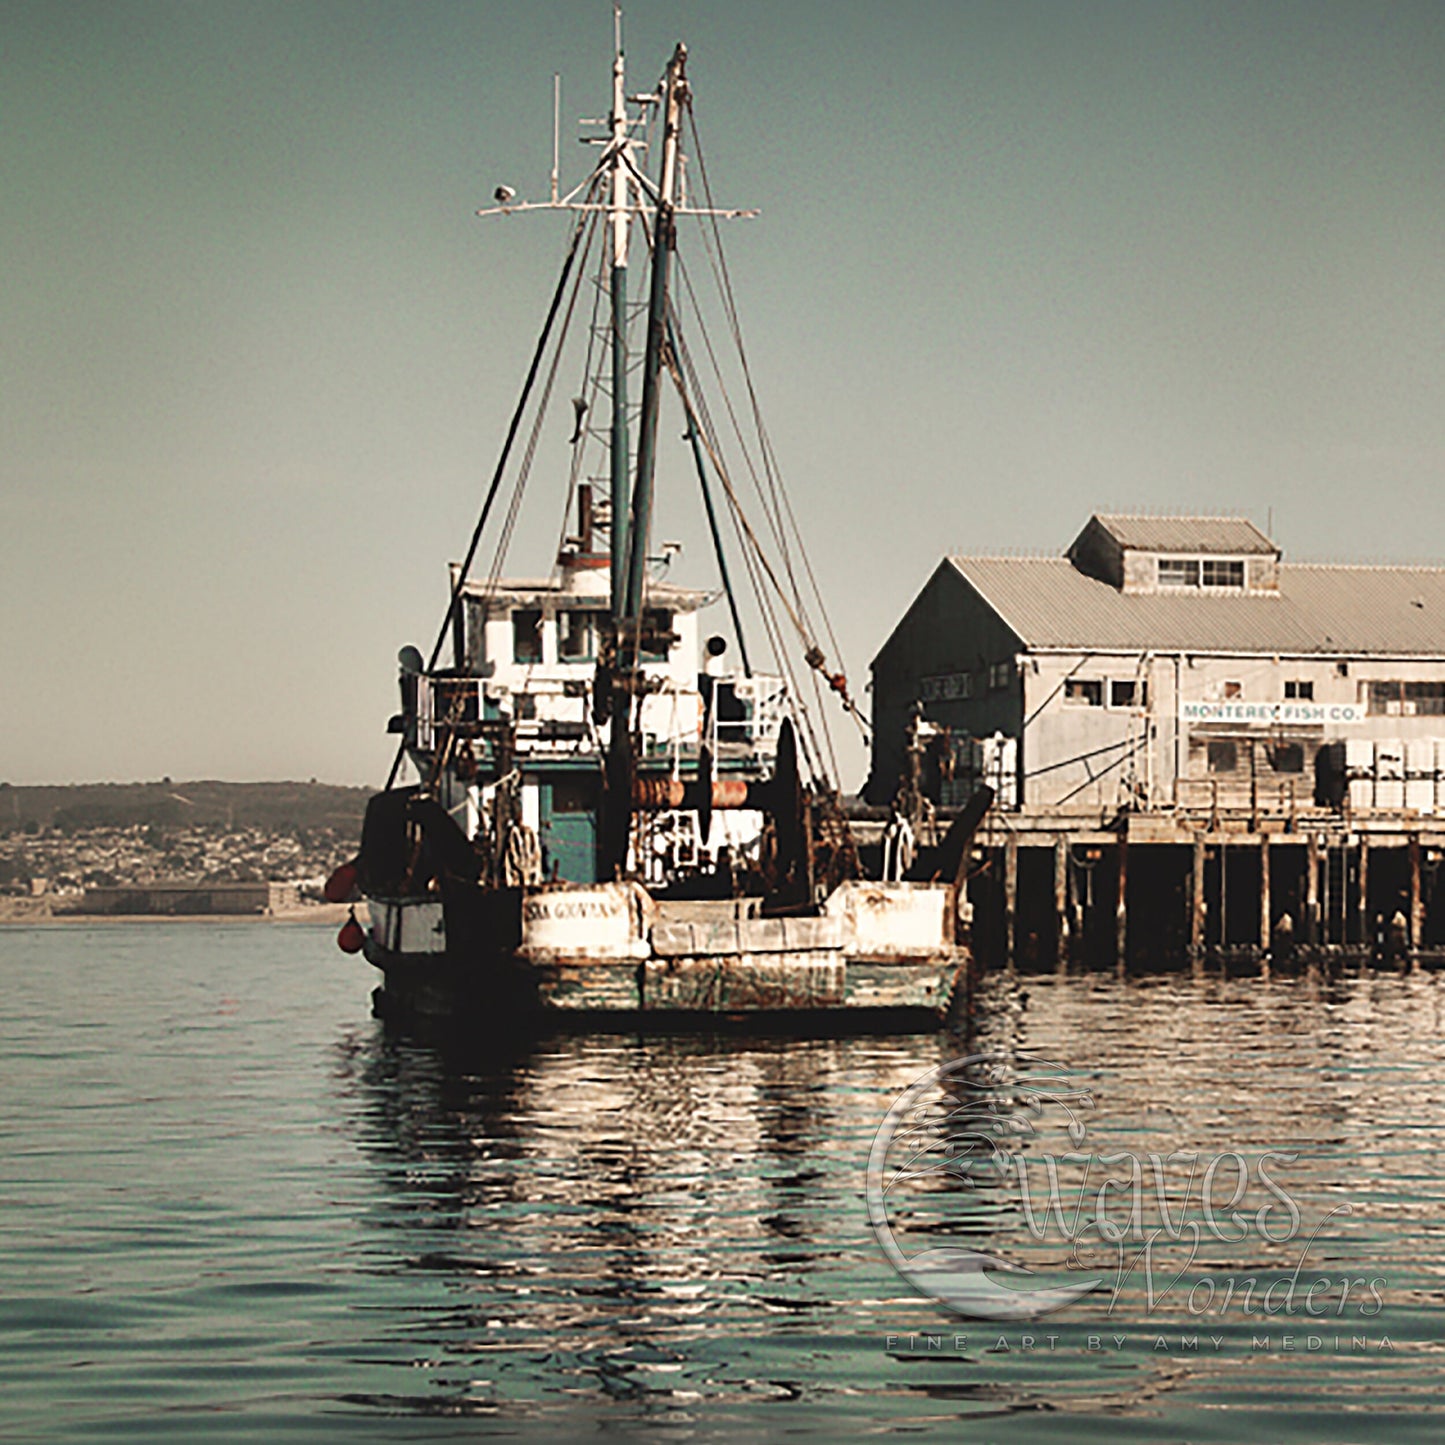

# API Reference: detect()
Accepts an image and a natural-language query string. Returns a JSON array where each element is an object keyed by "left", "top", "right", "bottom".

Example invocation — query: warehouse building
[
  {"left": 870, "top": 514, "right": 1445, "bottom": 819},
  {"left": 868, "top": 514, "right": 1445, "bottom": 962}
]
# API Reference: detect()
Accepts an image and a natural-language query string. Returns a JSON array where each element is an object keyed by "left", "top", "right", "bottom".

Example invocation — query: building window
[
  {"left": 1207, "top": 740, "right": 1238, "bottom": 773},
  {"left": 1201, "top": 559, "right": 1245, "bottom": 588},
  {"left": 1158, "top": 557, "right": 1246, "bottom": 588},
  {"left": 989, "top": 661, "right": 1013, "bottom": 691},
  {"left": 1064, "top": 678, "right": 1104, "bottom": 707},
  {"left": 1158, "top": 558, "right": 1199, "bottom": 588},
  {"left": 512, "top": 609, "right": 543, "bottom": 664},
  {"left": 1269, "top": 743, "right": 1305, "bottom": 774},
  {"left": 919, "top": 672, "right": 972, "bottom": 703},
  {"left": 1284, "top": 679, "right": 1314, "bottom": 701},
  {"left": 1110, "top": 679, "right": 1147, "bottom": 709},
  {"left": 1366, "top": 680, "right": 1445, "bottom": 717}
]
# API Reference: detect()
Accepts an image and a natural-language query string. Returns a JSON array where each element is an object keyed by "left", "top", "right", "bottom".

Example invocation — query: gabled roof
[
  {"left": 947, "top": 556, "right": 1445, "bottom": 655},
  {"left": 1089, "top": 513, "right": 1278, "bottom": 555}
]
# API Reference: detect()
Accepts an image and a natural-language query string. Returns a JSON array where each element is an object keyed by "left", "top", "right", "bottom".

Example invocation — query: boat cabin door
[{"left": 538, "top": 776, "right": 599, "bottom": 884}]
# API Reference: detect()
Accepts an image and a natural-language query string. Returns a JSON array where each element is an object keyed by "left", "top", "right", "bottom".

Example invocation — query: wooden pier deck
[{"left": 952, "top": 809, "right": 1445, "bottom": 969}]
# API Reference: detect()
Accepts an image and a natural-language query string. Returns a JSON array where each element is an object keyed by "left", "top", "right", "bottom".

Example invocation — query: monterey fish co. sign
[{"left": 1180, "top": 701, "right": 1365, "bottom": 726}]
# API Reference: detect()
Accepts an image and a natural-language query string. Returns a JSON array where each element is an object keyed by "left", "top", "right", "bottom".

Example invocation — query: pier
[{"left": 965, "top": 812, "right": 1442, "bottom": 969}]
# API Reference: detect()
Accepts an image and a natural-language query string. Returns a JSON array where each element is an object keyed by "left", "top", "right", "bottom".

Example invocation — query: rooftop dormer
[{"left": 1067, "top": 513, "right": 1281, "bottom": 595}]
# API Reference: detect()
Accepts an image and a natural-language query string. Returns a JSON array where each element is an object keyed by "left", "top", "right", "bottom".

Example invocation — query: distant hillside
[{"left": 0, "top": 781, "right": 373, "bottom": 834}]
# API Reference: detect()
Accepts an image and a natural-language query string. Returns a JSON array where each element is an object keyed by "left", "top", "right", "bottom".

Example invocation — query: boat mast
[
  {"left": 621, "top": 42, "right": 688, "bottom": 629},
  {"left": 607, "top": 5, "right": 631, "bottom": 616}
]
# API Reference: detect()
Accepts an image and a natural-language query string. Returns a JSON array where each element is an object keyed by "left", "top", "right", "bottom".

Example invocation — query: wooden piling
[
  {"left": 1115, "top": 833, "right": 1128, "bottom": 967},
  {"left": 1304, "top": 832, "right": 1320, "bottom": 945},
  {"left": 1004, "top": 834, "right": 1018, "bottom": 964},
  {"left": 1069, "top": 848, "right": 1084, "bottom": 946},
  {"left": 1357, "top": 837, "right": 1369, "bottom": 947},
  {"left": 1329, "top": 841, "right": 1342, "bottom": 944},
  {"left": 1053, "top": 836, "right": 1070, "bottom": 965},
  {"left": 1409, "top": 833, "right": 1423, "bottom": 954},
  {"left": 1219, "top": 836, "right": 1228, "bottom": 945},
  {"left": 1190, "top": 835, "right": 1206, "bottom": 960},
  {"left": 1258, "top": 833, "right": 1270, "bottom": 955}
]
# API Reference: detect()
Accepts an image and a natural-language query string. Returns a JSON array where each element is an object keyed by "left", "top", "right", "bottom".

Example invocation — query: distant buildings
[
  {"left": 77, "top": 882, "right": 301, "bottom": 916},
  {"left": 0, "top": 822, "right": 348, "bottom": 907}
]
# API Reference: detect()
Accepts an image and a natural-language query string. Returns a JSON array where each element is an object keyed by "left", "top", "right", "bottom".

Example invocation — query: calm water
[{"left": 1, "top": 922, "right": 1442, "bottom": 1441}]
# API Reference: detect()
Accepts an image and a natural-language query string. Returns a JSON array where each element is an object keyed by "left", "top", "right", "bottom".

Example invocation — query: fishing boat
[{"left": 332, "top": 18, "right": 987, "bottom": 1025}]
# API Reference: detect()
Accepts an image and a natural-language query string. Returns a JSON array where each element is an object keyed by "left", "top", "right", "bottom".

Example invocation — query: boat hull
[{"left": 362, "top": 881, "right": 970, "bottom": 1028}]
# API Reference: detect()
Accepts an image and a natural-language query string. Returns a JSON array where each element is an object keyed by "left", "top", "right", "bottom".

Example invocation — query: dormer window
[
  {"left": 1158, "top": 558, "right": 1198, "bottom": 588},
  {"left": 1067, "top": 514, "right": 1279, "bottom": 594},
  {"left": 1157, "top": 557, "right": 1245, "bottom": 589},
  {"left": 1202, "top": 559, "right": 1244, "bottom": 588}
]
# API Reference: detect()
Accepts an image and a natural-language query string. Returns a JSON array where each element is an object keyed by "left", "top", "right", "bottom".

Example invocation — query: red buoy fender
[
  {"left": 324, "top": 860, "right": 360, "bottom": 904},
  {"left": 337, "top": 910, "right": 365, "bottom": 954}
]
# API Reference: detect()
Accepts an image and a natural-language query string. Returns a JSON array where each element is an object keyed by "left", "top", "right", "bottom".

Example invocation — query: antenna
[
  {"left": 475, "top": 13, "right": 755, "bottom": 223},
  {"left": 551, "top": 73, "right": 560, "bottom": 204}
]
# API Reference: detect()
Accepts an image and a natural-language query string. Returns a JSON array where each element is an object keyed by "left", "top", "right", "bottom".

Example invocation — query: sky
[{"left": 5, "top": 0, "right": 1445, "bottom": 791}]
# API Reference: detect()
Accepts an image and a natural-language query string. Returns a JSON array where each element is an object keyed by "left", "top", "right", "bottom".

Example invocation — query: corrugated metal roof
[
  {"left": 949, "top": 557, "right": 1445, "bottom": 655},
  {"left": 1090, "top": 514, "right": 1277, "bottom": 555}
]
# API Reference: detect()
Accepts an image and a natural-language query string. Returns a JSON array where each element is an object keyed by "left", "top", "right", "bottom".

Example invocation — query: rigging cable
[
  {"left": 482, "top": 205, "right": 603, "bottom": 598},
  {"left": 382, "top": 174, "right": 603, "bottom": 792},
  {"left": 683, "top": 102, "right": 862, "bottom": 763},
  {"left": 549, "top": 252, "right": 610, "bottom": 576},
  {"left": 663, "top": 346, "right": 872, "bottom": 788},
  {"left": 686, "top": 102, "right": 849, "bottom": 684},
  {"left": 418, "top": 205, "right": 602, "bottom": 821},
  {"left": 667, "top": 311, "right": 870, "bottom": 739},
  {"left": 664, "top": 316, "right": 831, "bottom": 782}
]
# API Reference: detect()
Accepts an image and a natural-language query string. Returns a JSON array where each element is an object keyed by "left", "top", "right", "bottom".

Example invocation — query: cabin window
[
  {"left": 1110, "top": 679, "right": 1147, "bottom": 709},
  {"left": 512, "top": 609, "right": 543, "bottom": 663},
  {"left": 559, "top": 609, "right": 601, "bottom": 662},
  {"left": 462, "top": 598, "right": 488, "bottom": 670},
  {"left": 549, "top": 777, "right": 595, "bottom": 813},
  {"left": 1284, "top": 679, "right": 1314, "bottom": 700},
  {"left": 1222, "top": 681, "right": 1242, "bottom": 699},
  {"left": 1064, "top": 678, "right": 1104, "bottom": 707},
  {"left": 1207, "top": 740, "right": 1238, "bottom": 773},
  {"left": 714, "top": 680, "right": 751, "bottom": 742}
]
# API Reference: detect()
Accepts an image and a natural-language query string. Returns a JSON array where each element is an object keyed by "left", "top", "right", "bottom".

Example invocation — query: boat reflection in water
[{"left": 332, "top": 961, "right": 1444, "bottom": 1432}]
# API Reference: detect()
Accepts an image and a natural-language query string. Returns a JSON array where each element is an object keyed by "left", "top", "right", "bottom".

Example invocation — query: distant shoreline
[{"left": 0, "top": 902, "right": 367, "bottom": 927}]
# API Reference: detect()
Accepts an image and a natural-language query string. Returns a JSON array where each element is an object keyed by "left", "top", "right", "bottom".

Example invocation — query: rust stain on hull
[
  {"left": 528, "top": 953, "right": 961, "bottom": 1014},
  {"left": 644, "top": 954, "right": 846, "bottom": 1010}
]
